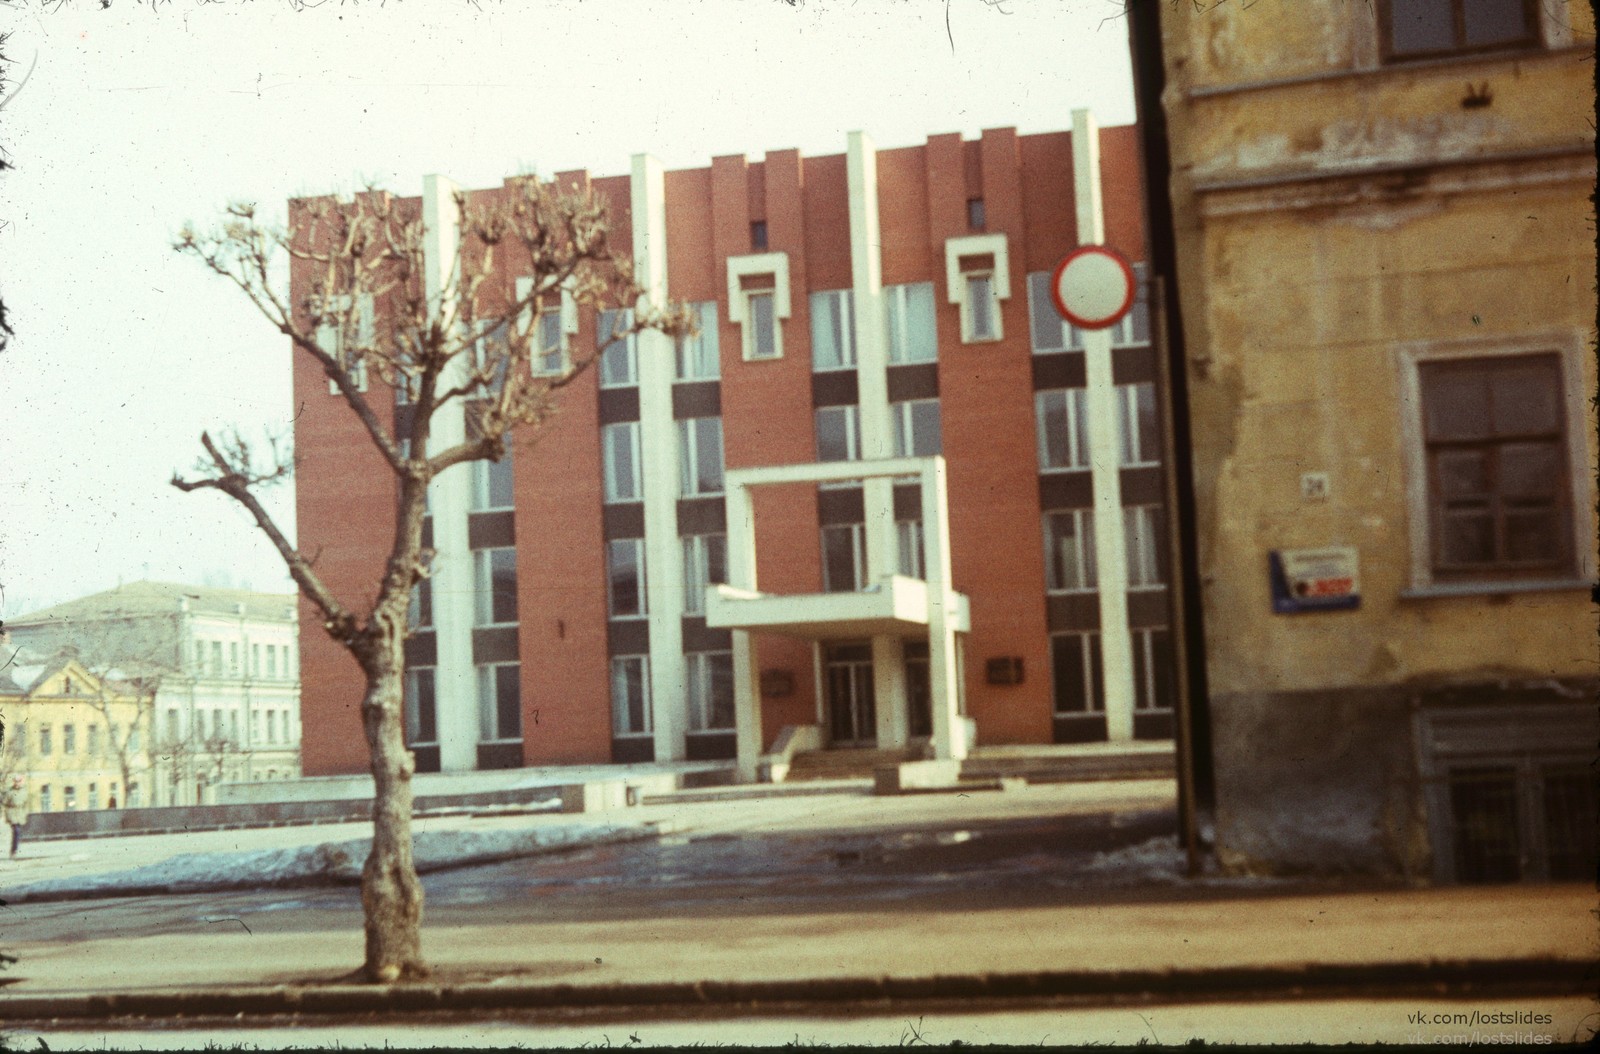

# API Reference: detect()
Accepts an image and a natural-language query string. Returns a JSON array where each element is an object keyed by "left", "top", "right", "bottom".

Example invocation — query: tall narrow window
[
  {"left": 747, "top": 291, "right": 778, "bottom": 360},
  {"left": 88, "top": 725, "right": 101, "bottom": 756},
  {"left": 1117, "top": 383, "right": 1160, "bottom": 467},
  {"left": 1130, "top": 628, "right": 1174, "bottom": 712},
  {"left": 966, "top": 273, "right": 997, "bottom": 341},
  {"left": 897, "top": 519, "right": 925, "bottom": 580},
  {"left": 535, "top": 306, "right": 567, "bottom": 376},
  {"left": 473, "top": 320, "right": 510, "bottom": 395},
  {"left": 318, "top": 293, "right": 374, "bottom": 393},
  {"left": 966, "top": 197, "right": 986, "bottom": 231},
  {"left": 821, "top": 523, "right": 867, "bottom": 593},
  {"left": 406, "top": 671, "right": 438, "bottom": 745},
  {"left": 1051, "top": 632, "right": 1105, "bottom": 714},
  {"left": 676, "top": 301, "right": 721, "bottom": 381},
  {"left": 611, "top": 656, "right": 653, "bottom": 736},
  {"left": 683, "top": 533, "right": 728, "bottom": 616},
  {"left": 1419, "top": 353, "right": 1572, "bottom": 580},
  {"left": 891, "top": 399, "right": 942, "bottom": 459},
  {"left": 477, "top": 663, "right": 522, "bottom": 742},
  {"left": 473, "top": 547, "right": 519, "bottom": 626},
  {"left": 598, "top": 308, "right": 638, "bottom": 387},
  {"left": 1124, "top": 505, "right": 1168, "bottom": 589},
  {"left": 810, "top": 290, "right": 857, "bottom": 371},
  {"left": 885, "top": 282, "right": 938, "bottom": 364},
  {"left": 602, "top": 421, "right": 642, "bottom": 502},
  {"left": 815, "top": 405, "right": 862, "bottom": 463},
  {"left": 686, "top": 651, "right": 735, "bottom": 731},
  {"left": 409, "top": 577, "right": 433, "bottom": 630},
  {"left": 1110, "top": 263, "right": 1152, "bottom": 348},
  {"left": 607, "top": 538, "right": 647, "bottom": 618},
  {"left": 64, "top": 724, "right": 77, "bottom": 755},
  {"left": 1036, "top": 388, "right": 1090, "bottom": 471},
  {"left": 1044, "top": 509, "right": 1097, "bottom": 592},
  {"left": 678, "top": 417, "right": 725, "bottom": 497},
  {"left": 39, "top": 725, "right": 52, "bottom": 756},
  {"left": 749, "top": 221, "right": 768, "bottom": 251},
  {"left": 473, "top": 451, "right": 514, "bottom": 511}
]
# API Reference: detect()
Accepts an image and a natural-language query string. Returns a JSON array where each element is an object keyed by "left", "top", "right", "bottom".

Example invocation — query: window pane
[
  {"left": 1422, "top": 366, "right": 1492, "bottom": 440},
  {"left": 1051, "top": 634, "right": 1094, "bottom": 714},
  {"left": 1491, "top": 358, "right": 1561, "bottom": 435},
  {"left": 676, "top": 301, "right": 720, "bottom": 380},
  {"left": 1503, "top": 506, "right": 1560, "bottom": 562},
  {"left": 896, "top": 400, "right": 942, "bottom": 458},
  {"left": 492, "top": 549, "right": 518, "bottom": 623},
  {"left": 822, "top": 524, "right": 863, "bottom": 592},
  {"left": 537, "top": 311, "right": 564, "bottom": 375},
  {"left": 1498, "top": 442, "right": 1561, "bottom": 498},
  {"left": 708, "top": 652, "right": 735, "bottom": 729},
  {"left": 816, "top": 406, "right": 859, "bottom": 462},
  {"left": 405, "top": 668, "right": 437, "bottom": 744},
  {"left": 696, "top": 418, "right": 723, "bottom": 494},
  {"left": 968, "top": 275, "right": 995, "bottom": 338},
  {"left": 475, "top": 453, "right": 514, "bottom": 510},
  {"left": 1389, "top": 0, "right": 1458, "bottom": 54},
  {"left": 1440, "top": 509, "right": 1495, "bottom": 565},
  {"left": 810, "top": 290, "right": 854, "bottom": 370},
  {"left": 1045, "top": 510, "right": 1096, "bottom": 591},
  {"left": 598, "top": 309, "right": 637, "bottom": 386},
  {"left": 496, "top": 665, "right": 521, "bottom": 740},
  {"left": 607, "top": 539, "right": 644, "bottom": 617},
  {"left": 1436, "top": 449, "right": 1489, "bottom": 499},
  {"left": 1542, "top": 767, "right": 1599, "bottom": 881},
  {"left": 1028, "top": 273, "right": 1064, "bottom": 352},
  {"left": 888, "top": 282, "right": 938, "bottom": 363},
  {"left": 897, "top": 520, "right": 924, "bottom": 579},
  {"left": 1463, "top": 0, "right": 1532, "bottom": 46},
  {"left": 603, "top": 423, "right": 640, "bottom": 502},
  {"left": 611, "top": 657, "right": 651, "bottom": 735},
  {"left": 749, "top": 293, "right": 777, "bottom": 358}
]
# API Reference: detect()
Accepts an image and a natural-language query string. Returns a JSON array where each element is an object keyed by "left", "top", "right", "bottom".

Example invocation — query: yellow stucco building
[
  {"left": 0, "top": 654, "right": 153, "bottom": 815},
  {"left": 1153, "top": 0, "right": 1597, "bottom": 878}
]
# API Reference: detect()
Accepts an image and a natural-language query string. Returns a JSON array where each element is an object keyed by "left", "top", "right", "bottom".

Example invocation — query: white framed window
[
  {"left": 266, "top": 645, "right": 279, "bottom": 679},
  {"left": 682, "top": 533, "right": 728, "bottom": 616},
  {"left": 602, "top": 421, "right": 643, "bottom": 503},
  {"left": 63, "top": 724, "right": 77, "bottom": 755},
  {"left": 39, "top": 785, "right": 52, "bottom": 813},
  {"left": 1110, "top": 263, "right": 1152, "bottom": 348},
  {"left": 1396, "top": 333, "right": 1591, "bottom": 592},
  {"left": 1051, "top": 632, "right": 1105, "bottom": 715},
  {"left": 598, "top": 308, "right": 638, "bottom": 387},
  {"left": 1044, "top": 509, "right": 1097, "bottom": 593},
  {"left": 886, "top": 282, "right": 938, "bottom": 364},
  {"left": 821, "top": 523, "right": 867, "bottom": 593},
  {"left": 945, "top": 234, "right": 1010, "bottom": 344},
  {"left": 1036, "top": 388, "right": 1090, "bottom": 471},
  {"left": 1117, "top": 383, "right": 1160, "bottom": 467},
  {"left": 686, "top": 651, "right": 735, "bottom": 732},
  {"left": 39, "top": 724, "right": 51, "bottom": 756},
  {"left": 210, "top": 641, "right": 223, "bottom": 677},
  {"left": 229, "top": 642, "right": 240, "bottom": 676},
  {"left": 88, "top": 724, "right": 101, "bottom": 756},
  {"left": 810, "top": 289, "right": 856, "bottom": 371},
  {"left": 472, "top": 451, "right": 514, "bottom": 511},
  {"left": 317, "top": 293, "right": 374, "bottom": 393},
  {"left": 896, "top": 519, "right": 925, "bottom": 580},
  {"left": 678, "top": 417, "right": 725, "bottom": 497},
  {"left": 1028, "top": 264, "right": 1150, "bottom": 353},
  {"left": 611, "top": 655, "right": 653, "bottom": 737},
  {"left": 727, "top": 252, "right": 791, "bottom": 361},
  {"left": 64, "top": 786, "right": 78, "bottom": 811},
  {"left": 520, "top": 275, "right": 576, "bottom": 377},
  {"left": 1131, "top": 627, "right": 1174, "bottom": 713},
  {"left": 1125, "top": 505, "right": 1168, "bottom": 590},
  {"left": 477, "top": 662, "right": 522, "bottom": 743},
  {"left": 266, "top": 710, "right": 278, "bottom": 744},
  {"left": 252, "top": 644, "right": 261, "bottom": 676},
  {"left": 676, "top": 301, "right": 721, "bottom": 381},
  {"left": 607, "top": 538, "right": 647, "bottom": 618},
  {"left": 473, "top": 547, "right": 519, "bottom": 626},
  {"left": 891, "top": 399, "right": 942, "bottom": 459},
  {"left": 815, "top": 405, "right": 862, "bottom": 463},
  {"left": 408, "top": 577, "right": 433, "bottom": 630}
]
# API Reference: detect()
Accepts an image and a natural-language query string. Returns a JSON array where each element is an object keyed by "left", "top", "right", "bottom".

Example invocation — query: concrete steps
[{"left": 784, "top": 748, "right": 919, "bottom": 781}]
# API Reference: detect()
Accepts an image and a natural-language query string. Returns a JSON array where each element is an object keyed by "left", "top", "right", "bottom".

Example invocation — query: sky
[{"left": 0, "top": 0, "right": 1138, "bottom": 618}]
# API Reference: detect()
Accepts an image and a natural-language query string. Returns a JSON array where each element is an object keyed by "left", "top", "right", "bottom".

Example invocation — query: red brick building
[{"left": 292, "top": 115, "right": 1176, "bottom": 777}]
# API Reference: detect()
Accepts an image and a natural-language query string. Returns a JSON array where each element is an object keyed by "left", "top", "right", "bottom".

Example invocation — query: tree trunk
[{"left": 358, "top": 632, "right": 426, "bottom": 982}]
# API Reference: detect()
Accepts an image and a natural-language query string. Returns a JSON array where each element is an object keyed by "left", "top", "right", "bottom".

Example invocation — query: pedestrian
[{"left": 3, "top": 776, "right": 27, "bottom": 858}]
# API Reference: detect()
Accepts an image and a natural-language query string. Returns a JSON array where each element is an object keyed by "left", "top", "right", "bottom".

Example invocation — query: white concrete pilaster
[
  {"left": 1072, "top": 110, "right": 1136, "bottom": 743},
  {"left": 421, "top": 173, "right": 479, "bottom": 771},
  {"left": 726, "top": 481, "right": 762, "bottom": 780},
  {"left": 631, "top": 154, "right": 688, "bottom": 764},
  {"left": 919, "top": 457, "right": 965, "bottom": 760}
]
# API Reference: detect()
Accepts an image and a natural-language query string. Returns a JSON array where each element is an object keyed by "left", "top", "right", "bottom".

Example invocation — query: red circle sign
[{"left": 1050, "top": 246, "right": 1136, "bottom": 331}]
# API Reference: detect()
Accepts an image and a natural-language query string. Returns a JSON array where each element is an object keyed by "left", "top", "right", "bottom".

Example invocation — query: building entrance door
[{"left": 824, "top": 642, "right": 876, "bottom": 746}]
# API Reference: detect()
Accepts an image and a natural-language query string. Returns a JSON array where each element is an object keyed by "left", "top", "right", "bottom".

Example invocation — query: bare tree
[{"left": 171, "top": 179, "right": 687, "bottom": 982}]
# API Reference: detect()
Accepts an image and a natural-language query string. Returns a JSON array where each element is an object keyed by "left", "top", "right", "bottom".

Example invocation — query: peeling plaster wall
[{"left": 1160, "top": 0, "right": 1598, "bottom": 877}]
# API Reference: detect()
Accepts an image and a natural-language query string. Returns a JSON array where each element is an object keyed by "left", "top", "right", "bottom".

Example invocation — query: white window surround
[
  {"left": 726, "top": 252, "right": 792, "bottom": 361},
  {"left": 517, "top": 276, "right": 578, "bottom": 377},
  {"left": 1394, "top": 329, "right": 1595, "bottom": 597},
  {"left": 945, "top": 233, "right": 1011, "bottom": 344}
]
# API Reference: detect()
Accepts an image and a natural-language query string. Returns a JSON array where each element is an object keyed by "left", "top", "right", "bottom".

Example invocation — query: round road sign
[{"left": 1050, "top": 246, "right": 1136, "bottom": 331}]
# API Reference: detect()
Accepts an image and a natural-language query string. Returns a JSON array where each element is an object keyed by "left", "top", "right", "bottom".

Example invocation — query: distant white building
[{"left": 5, "top": 581, "right": 301, "bottom": 805}]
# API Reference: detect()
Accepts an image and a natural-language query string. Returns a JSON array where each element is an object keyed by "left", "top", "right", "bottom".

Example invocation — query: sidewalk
[{"left": 1, "top": 779, "right": 1594, "bottom": 1026}]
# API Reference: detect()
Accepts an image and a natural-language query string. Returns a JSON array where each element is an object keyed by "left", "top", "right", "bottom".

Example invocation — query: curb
[{"left": 0, "top": 958, "right": 1591, "bottom": 1023}]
